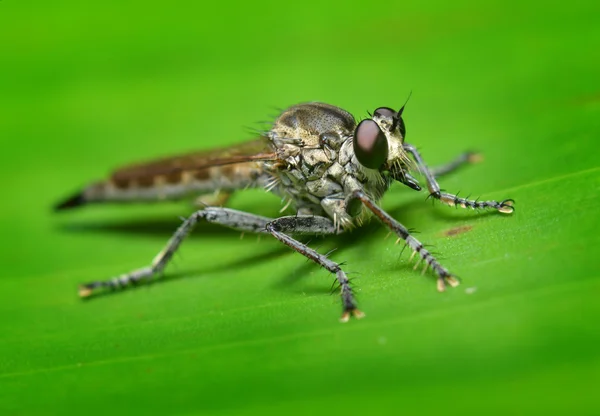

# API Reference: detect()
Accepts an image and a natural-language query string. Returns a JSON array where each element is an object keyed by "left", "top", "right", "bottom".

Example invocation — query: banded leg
[
  {"left": 349, "top": 190, "right": 459, "bottom": 292},
  {"left": 431, "top": 151, "right": 482, "bottom": 178},
  {"left": 79, "top": 207, "right": 272, "bottom": 297},
  {"left": 265, "top": 216, "right": 363, "bottom": 322},
  {"left": 403, "top": 144, "right": 514, "bottom": 213}
]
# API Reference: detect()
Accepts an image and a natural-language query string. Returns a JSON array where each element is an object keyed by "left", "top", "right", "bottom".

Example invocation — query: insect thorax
[{"left": 264, "top": 102, "right": 390, "bottom": 230}]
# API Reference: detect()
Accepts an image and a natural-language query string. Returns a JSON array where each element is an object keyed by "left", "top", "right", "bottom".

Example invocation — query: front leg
[
  {"left": 403, "top": 144, "right": 514, "bottom": 214},
  {"left": 348, "top": 191, "right": 460, "bottom": 292},
  {"left": 265, "top": 216, "right": 364, "bottom": 322}
]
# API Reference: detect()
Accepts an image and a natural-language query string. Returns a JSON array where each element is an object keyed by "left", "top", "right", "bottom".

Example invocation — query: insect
[{"left": 56, "top": 101, "right": 514, "bottom": 322}]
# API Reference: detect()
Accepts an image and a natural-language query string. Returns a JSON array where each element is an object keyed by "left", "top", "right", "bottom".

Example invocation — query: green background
[{"left": 1, "top": 0, "right": 599, "bottom": 414}]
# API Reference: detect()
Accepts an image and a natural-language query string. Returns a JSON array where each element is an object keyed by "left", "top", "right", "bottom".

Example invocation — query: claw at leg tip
[
  {"left": 352, "top": 309, "right": 366, "bottom": 319},
  {"left": 498, "top": 199, "right": 515, "bottom": 214},
  {"left": 340, "top": 308, "right": 365, "bottom": 323},
  {"left": 340, "top": 312, "right": 350, "bottom": 323},
  {"left": 468, "top": 153, "right": 484, "bottom": 163},
  {"left": 446, "top": 276, "right": 460, "bottom": 288},
  {"left": 78, "top": 286, "right": 92, "bottom": 298},
  {"left": 437, "top": 279, "right": 447, "bottom": 292}
]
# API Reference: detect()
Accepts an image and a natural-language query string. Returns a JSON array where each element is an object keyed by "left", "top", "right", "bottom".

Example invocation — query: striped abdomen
[{"left": 55, "top": 139, "right": 277, "bottom": 210}]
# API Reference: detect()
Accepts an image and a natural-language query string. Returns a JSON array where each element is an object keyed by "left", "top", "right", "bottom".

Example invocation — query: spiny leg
[
  {"left": 265, "top": 216, "right": 363, "bottom": 322},
  {"left": 349, "top": 190, "right": 459, "bottom": 292},
  {"left": 430, "top": 151, "right": 482, "bottom": 178},
  {"left": 393, "top": 152, "right": 482, "bottom": 191},
  {"left": 79, "top": 207, "right": 273, "bottom": 297},
  {"left": 403, "top": 144, "right": 514, "bottom": 213}
]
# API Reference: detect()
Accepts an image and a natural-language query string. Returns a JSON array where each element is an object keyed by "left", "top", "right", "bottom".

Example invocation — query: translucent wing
[
  {"left": 55, "top": 138, "right": 278, "bottom": 210},
  {"left": 111, "top": 138, "right": 277, "bottom": 184}
]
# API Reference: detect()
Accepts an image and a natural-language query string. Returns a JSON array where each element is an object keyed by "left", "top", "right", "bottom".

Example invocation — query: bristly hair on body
[{"left": 56, "top": 100, "right": 514, "bottom": 322}]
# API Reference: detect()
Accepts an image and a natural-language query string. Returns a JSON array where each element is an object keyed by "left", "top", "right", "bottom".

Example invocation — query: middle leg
[
  {"left": 430, "top": 151, "right": 482, "bottom": 178},
  {"left": 265, "top": 215, "right": 363, "bottom": 322}
]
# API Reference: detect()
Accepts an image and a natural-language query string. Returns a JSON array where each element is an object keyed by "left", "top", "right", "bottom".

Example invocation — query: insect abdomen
[{"left": 54, "top": 163, "right": 265, "bottom": 210}]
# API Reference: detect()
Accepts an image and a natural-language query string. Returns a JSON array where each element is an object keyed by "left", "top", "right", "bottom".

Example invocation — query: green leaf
[{"left": 1, "top": 0, "right": 599, "bottom": 414}]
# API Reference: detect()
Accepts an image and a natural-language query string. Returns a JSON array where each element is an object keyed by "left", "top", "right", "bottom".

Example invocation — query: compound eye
[
  {"left": 373, "top": 107, "right": 396, "bottom": 118},
  {"left": 353, "top": 119, "right": 389, "bottom": 170}
]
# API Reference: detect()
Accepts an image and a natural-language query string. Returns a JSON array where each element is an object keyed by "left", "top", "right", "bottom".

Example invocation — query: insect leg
[
  {"left": 430, "top": 151, "right": 482, "bottom": 178},
  {"left": 403, "top": 144, "right": 514, "bottom": 213},
  {"left": 193, "top": 191, "right": 232, "bottom": 207},
  {"left": 349, "top": 190, "right": 459, "bottom": 292},
  {"left": 265, "top": 216, "right": 363, "bottom": 322},
  {"left": 78, "top": 207, "right": 272, "bottom": 297}
]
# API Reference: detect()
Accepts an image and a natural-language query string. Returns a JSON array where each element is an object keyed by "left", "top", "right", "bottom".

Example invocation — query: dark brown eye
[
  {"left": 374, "top": 107, "right": 396, "bottom": 118},
  {"left": 353, "top": 119, "right": 389, "bottom": 169}
]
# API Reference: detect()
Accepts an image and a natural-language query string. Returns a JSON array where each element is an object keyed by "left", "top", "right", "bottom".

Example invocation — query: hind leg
[{"left": 79, "top": 207, "right": 272, "bottom": 297}]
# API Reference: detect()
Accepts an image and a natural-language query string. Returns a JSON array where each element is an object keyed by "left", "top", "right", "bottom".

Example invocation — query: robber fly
[{"left": 56, "top": 101, "right": 514, "bottom": 322}]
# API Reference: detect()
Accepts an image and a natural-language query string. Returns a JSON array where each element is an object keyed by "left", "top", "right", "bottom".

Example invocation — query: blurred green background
[{"left": 1, "top": 0, "right": 599, "bottom": 414}]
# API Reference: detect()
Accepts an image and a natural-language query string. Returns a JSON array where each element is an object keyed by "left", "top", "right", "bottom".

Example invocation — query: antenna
[{"left": 397, "top": 90, "right": 413, "bottom": 116}]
